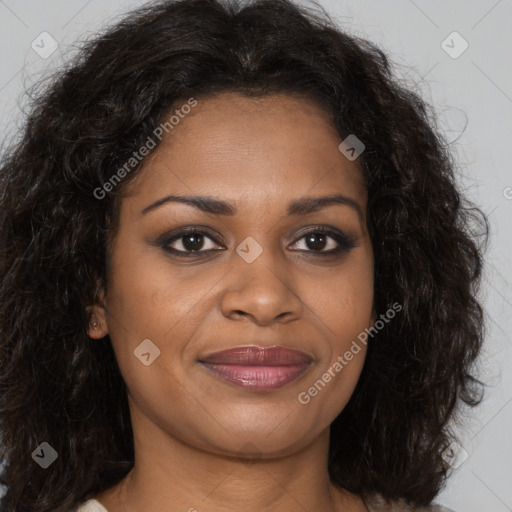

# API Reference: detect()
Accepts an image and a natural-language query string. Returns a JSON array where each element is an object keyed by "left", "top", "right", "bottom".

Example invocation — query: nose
[{"left": 219, "top": 252, "right": 303, "bottom": 326}]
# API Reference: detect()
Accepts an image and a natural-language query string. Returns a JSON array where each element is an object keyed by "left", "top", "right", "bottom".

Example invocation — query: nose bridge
[
  {"left": 234, "top": 233, "right": 287, "bottom": 294},
  {"left": 220, "top": 234, "right": 302, "bottom": 323}
]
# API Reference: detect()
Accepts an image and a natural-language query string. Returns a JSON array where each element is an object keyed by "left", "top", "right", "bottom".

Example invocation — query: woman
[{"left": 0, "top": 0, "right": 488, "bottom": 511}]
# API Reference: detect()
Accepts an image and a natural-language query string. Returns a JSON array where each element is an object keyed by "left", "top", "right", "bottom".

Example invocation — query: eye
[
  {"left": 158, "top": 226, "right": 357, "bottom": 258},
  {"left": 161, "top": 229, "right": 223, "bottom": 256},
  {"left": 288, "top": 227, "right": 357, "bottom": 255}
]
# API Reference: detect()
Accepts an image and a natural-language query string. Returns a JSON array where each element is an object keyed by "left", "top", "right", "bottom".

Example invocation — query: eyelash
[{"left": 159, "top": 226, "right": 357, "bottom": 258}]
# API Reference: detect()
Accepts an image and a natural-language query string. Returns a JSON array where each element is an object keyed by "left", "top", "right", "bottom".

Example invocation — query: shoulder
[{"left": 364, "top": 493, "right": 456, "bottom": 512}]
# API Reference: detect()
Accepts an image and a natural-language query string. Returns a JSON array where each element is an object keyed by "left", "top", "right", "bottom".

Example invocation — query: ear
[{"left": 86, "top": 280, "right": 109, "bottom": 339}]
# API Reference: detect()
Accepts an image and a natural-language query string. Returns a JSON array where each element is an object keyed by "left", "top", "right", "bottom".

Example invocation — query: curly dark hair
[{"left": 0, "top": 0, "right": 489, "bottom": 511}]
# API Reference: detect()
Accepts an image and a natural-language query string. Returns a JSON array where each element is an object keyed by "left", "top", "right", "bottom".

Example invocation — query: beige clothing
[
  {"left": 76, "top": 496, "right": 456, "bottom": 511},
  {"left": 76, "top": 499, "right": 108, "bottom": 512}
]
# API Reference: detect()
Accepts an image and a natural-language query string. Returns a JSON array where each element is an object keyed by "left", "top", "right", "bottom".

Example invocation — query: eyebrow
[{"left": 140, "top": 193, "right": 363, "bottom": 220}]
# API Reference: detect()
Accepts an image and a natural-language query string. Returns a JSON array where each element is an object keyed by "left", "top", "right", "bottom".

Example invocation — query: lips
[{"left": 198, "top": 345, "right": 313, "bottom": 391}]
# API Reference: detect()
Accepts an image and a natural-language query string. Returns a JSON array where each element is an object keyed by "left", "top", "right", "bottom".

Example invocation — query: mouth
[{"left": 197, "top": 345, "right": 313, "bottom": 391}]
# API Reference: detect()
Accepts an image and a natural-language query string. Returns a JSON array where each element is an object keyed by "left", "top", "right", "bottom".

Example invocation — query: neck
[{"left": 96, "top": 403, "right": 367, "bottom": 512}]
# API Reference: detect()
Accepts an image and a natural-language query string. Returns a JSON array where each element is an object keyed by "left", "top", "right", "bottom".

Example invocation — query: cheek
[
  {"left": 105, "top": 241, "right": 188, "bottom": 334},
  {"left": 298, "top": 252, "right": 373, "bottom": 411},
  {"left": 104, "top": 242, "right": 218, "bottom": 382},
  {"left": 328, "top": 282, "right": 374, "bottom": 353},
  {"left": 310, "top": 252, "right": 374, "bottom": 343}
]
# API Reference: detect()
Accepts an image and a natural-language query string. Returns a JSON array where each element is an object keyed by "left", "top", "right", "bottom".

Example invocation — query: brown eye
[
  {"left": 162, "top": 230, "right": 223, "bottom": 255},
  {"left": 288, "top": 227, "right": 357, "bottom": 255}
]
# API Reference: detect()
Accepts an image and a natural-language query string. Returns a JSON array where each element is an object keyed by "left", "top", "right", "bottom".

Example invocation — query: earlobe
[
  {"left": 86, "top": 304, "right": 108, "bottom": 339},
  {"left": 86, "top": 280, "right": 108, "bottom": 339}
]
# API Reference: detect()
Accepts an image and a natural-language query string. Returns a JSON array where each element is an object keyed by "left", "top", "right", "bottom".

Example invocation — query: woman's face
[{"left": 91, "top": 92, "right": 375, "bottom": 459}]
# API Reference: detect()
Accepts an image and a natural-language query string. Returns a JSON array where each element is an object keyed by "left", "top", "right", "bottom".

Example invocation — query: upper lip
[{"left": 198, "top": 345, "right": 313, "bottom": 366}]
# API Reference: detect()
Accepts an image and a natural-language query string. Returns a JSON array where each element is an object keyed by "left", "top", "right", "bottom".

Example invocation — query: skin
[{"left": 88, "top": 92, "right": 376, "bottom": 512}]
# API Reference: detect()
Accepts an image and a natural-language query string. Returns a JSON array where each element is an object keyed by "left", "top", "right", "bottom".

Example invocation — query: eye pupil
[
  {"left": 182, "top": 233, "right": 204, "bottom": 251},
  {"left": 305, "top": 233, "right": 327, "bottom": 251}
]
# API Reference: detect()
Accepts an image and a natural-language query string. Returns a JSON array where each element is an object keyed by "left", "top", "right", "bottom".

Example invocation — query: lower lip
[{"left": 199, "top": 363, "right": 311, "bottom": 390}]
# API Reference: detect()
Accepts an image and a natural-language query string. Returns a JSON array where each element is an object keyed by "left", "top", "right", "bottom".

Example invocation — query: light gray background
[{"left": 0, "top": 1, "right": 510, "bottom": 511}]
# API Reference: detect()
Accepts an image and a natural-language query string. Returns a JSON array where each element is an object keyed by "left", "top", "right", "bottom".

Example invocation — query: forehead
[{"left": 123, "top": 92, "right": 367, "bottom": 216}]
